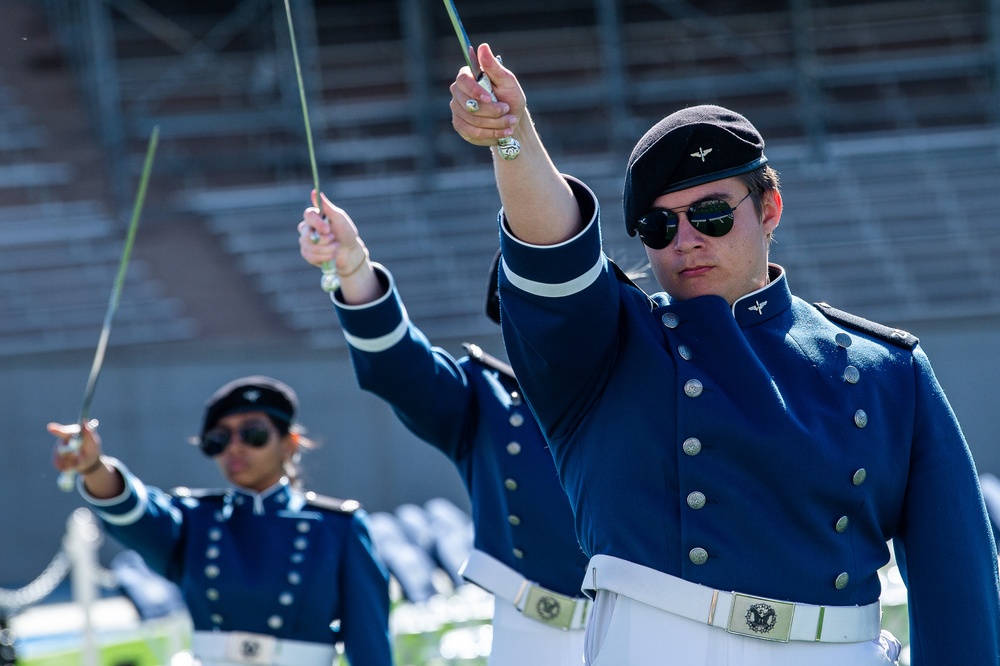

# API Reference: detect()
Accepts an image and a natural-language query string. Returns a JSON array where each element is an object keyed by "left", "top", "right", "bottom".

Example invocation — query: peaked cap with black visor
[
  {"left": 623, "top": 105, "right": 768, "bottom": 238},
  {"left": 201, "top": 375, "right": 298, "bottom": 440}
]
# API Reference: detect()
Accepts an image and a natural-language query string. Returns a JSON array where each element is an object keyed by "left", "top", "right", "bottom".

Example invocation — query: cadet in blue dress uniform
[
  {"left": 448, "top": 43, "right": 1000, "bottom": 665},
  {"left": 50, "top": 376, "right": 393, "bottom": 666},
  {"left": 297, "top": 195, "right": 591, "bottom": 665}
]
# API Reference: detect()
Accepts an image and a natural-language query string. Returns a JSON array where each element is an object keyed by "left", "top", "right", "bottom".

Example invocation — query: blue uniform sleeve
[
  {"left": 338, "top": 510, "right": 393, "bottom": 666},
  {"left": 893, "top": 347, "right": 1000, "bottom": 665},
  {"left": 78, "top": 459, "right": 185, "bottom": 581},
  {"left": 497, "top": 176, "right": 622, "bottom": 442},
  {"left": 332, "top": 265, "right": 477, "bottom": 460}
]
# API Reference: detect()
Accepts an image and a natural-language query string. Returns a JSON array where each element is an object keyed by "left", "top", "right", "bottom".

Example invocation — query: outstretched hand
[
  {"left": 450, "top": 43, "right": 524, "bottom": 149},
  {"left": 49, "top": 420, "right": 102, "bottom": 474}
]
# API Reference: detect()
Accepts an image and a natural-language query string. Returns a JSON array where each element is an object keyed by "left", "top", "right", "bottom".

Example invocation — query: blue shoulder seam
[{"left": 813, "top": 302, "right": 918, "bottom": 350}]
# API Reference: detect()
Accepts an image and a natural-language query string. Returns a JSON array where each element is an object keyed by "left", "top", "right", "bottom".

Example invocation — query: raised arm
[
  {"left": 49, "top": 420, "right": 124, "bottom": 499},
  {"left": 450, "top": 43, "right": 583, "bottom": 245}
]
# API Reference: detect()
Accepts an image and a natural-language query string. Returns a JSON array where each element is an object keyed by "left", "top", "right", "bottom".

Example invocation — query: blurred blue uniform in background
[{"left": 80, "top": 465, "right": 392, "bottom": 665}]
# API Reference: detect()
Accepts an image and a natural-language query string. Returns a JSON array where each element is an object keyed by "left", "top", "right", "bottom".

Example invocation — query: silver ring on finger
[{"left": 465, "top": 98, "right": 479, "bottom": 113}]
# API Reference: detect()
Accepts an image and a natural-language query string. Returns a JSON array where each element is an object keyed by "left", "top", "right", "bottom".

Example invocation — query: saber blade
[
  {"left": 442, "top": 0, "right": 520, "bottom": 160},
  {"left": 58, "top": 125, "right": 160, "bottom": 492},
  {"left": 283, "top": 0, "right": 339, "bottom": 292}
]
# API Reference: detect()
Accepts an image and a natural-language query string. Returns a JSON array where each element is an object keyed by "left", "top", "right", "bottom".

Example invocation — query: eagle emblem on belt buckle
[
  {"left": 727, "top": 593, "right": 794, "bottom": 642},
  {"left": 523, "top": 585, "right": 576, "bottom": 630}
]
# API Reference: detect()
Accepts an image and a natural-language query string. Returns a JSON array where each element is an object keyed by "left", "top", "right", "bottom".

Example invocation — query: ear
[
  {"left": 760, "top": 188, "right": 782, "bottom": 237},
  {"left": 282, "top": 432, "right": 300, "bottom": 460}
]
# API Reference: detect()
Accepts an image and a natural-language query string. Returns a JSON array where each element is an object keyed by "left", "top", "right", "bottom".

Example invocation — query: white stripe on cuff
[{"left": 342, "top": 315, "right": 409, "bottom": 353}]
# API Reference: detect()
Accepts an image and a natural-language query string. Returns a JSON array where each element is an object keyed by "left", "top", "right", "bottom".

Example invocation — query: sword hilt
[
  {"left": 320, "top": 262, "right": 340, "bottom": 292},
  {"left": 56, "top": 432, "right": 84, "bottom": 492},
  {"left": 475, "top": 74, "right": 520, "bottom": 161}
]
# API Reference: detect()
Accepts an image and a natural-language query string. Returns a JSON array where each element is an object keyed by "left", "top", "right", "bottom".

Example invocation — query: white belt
[
  {"left": 460, "top": 549, "right": 591, "bottom": 631},
  {"left": 192, "top": 631, "right": 337, "bottom": 666},
  {"left": 585, "top": 555, "right": 882, "bottom": 644}
]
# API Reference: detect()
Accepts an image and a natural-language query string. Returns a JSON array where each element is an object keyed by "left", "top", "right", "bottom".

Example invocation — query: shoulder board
[
  {"left": 609, "top": 259, "right": 655, "bottom": 310},
  {"left": 463, "top": 342, "right": 516, "bottom": 381},
  {"left": 171, "top": 487, "right": 226, "bottom": 499},
  {"left": 304, "top": 491, "right": 361, "bottom": 514},
  {"left": 813, "top": 302, "right": 919, "bottom": 350}
]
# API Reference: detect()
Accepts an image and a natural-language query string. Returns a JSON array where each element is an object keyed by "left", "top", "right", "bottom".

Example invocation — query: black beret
[
  {"left": 201, "top": 375, "right": 298, "bottom": 437},
  {"left": 485, "top": 248, "right": 501, "bottom": 325},
  {"left": 623, "top": 105, "right": 767, "bottom": 236}
]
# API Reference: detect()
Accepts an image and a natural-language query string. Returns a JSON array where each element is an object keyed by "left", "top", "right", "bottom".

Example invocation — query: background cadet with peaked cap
[
  {"left": 50, "top": 375, "right": 393, "bottom": 666},
  {"left": 298, "top": 192, "right": 590, "bottom": 666},
  {"left": 447, "top": 41, "right": 1000, "bottom": 665}
]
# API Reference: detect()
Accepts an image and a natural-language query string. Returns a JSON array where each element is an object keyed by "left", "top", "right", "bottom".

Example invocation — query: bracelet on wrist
[
  {"left": 336, "top": 245, "right": 370, "bottom": 278},
  {"left": 79, "top": 457, "right": 104, "bottom": 476}
]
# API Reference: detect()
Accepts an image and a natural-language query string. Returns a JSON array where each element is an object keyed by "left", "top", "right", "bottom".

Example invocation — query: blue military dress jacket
[
  {"left": 79, "top": 462, "right": 392, "bottom": 665},
  {"left": 331, "top": 266, "right": 589, "bottom": 598},
  {"left": 497, "top": 176, "right": 1000, "bottom": 665}
]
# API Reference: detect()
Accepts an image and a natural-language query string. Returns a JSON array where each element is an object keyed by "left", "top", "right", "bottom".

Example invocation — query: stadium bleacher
[{"left": 2, "top": 0, "right": 1000, "bottom": 357}]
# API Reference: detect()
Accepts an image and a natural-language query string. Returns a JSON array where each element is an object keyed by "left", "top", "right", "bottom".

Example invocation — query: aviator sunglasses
[
  {"left": 200, "top": 420, "right": 273, "bottom": 457},
  {"left": 635, "top": 190, "right": 753, "bottom": 249}
]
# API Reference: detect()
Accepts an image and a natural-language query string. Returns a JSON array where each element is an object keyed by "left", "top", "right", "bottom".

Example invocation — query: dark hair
[{"left": 736, "top": 165, "right": 781, "bottom": 243}]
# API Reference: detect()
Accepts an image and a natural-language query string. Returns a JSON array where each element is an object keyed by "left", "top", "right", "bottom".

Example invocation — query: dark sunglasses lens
[
  {"left": 200, "top": 429, "right": 231, "bottom": 457},
  {"left": 239, "top": 424, "right": 272, "bottom": 448},
  {"left": 688, "top": 200, "right": 735, "bottom": 237},
  {"left": 636, "top": 210, "right": 678, "bottom": 249}
]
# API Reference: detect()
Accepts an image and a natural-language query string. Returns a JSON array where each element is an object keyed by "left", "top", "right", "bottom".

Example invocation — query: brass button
[
  {"left": 682, "top": 437, "right": 702, "bottom": 456},
  {"left": 853, "top": 469, "right": 867, "bottom": 486},
  {"left": 689, "top": 547, "right": 709, "bottom": 565},
  {"left": 662, "top": 313, "right": 679, "bottom": 329},
  {"left": 835, "top": 572, "right": 849, "bottom": 590},
  {"left": 686, "top": 492, "right": 706, "bottom": 510},
  {"left": 835, "top": 516, "right": 849, "bottom": 533},
  {"left": 684, "top": 379, "right": 704, "bottom": 398},
  {"left": 843, "top": 366, "right": 860, "bottom": 384},
  {"left": 504, "top": 478, "right": 518, "bottom": 491},
  {"left": 854, "top": 410, "right": 868, "bottom": 428},
  {"left": 506, "top": 441, "right": 521, "bottom": 455}
]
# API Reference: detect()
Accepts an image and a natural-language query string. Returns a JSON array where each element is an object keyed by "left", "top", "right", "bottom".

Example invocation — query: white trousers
[
  {"left": 585, "top": 591, "right": 900, "bottom": 666},
  {"left": 489, "top": 597, "right": 585, "bottom": 666}
]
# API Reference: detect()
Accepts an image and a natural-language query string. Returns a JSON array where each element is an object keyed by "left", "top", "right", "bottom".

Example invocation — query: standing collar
[
  {"left": 731, "top": 264, "right": 789, "bottom": 327},
  {"left": 225, "top": 477, "right": 291, "bottom": 515}
]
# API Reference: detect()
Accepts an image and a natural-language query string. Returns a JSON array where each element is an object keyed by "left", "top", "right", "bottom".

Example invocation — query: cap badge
[
  {"left": 748, "top": 300, "right": 768, "bottom": 315},
  {"left": 243, "top": 389, "right": 261, "bottom": 402},
  {"left": 690, "top": 147, "right": 713, "bottom": 162}
]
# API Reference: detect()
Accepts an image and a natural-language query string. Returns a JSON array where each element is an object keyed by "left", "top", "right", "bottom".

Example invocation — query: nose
[{"left": 671, "top": 213, "right": 705, "bottom": 252}]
